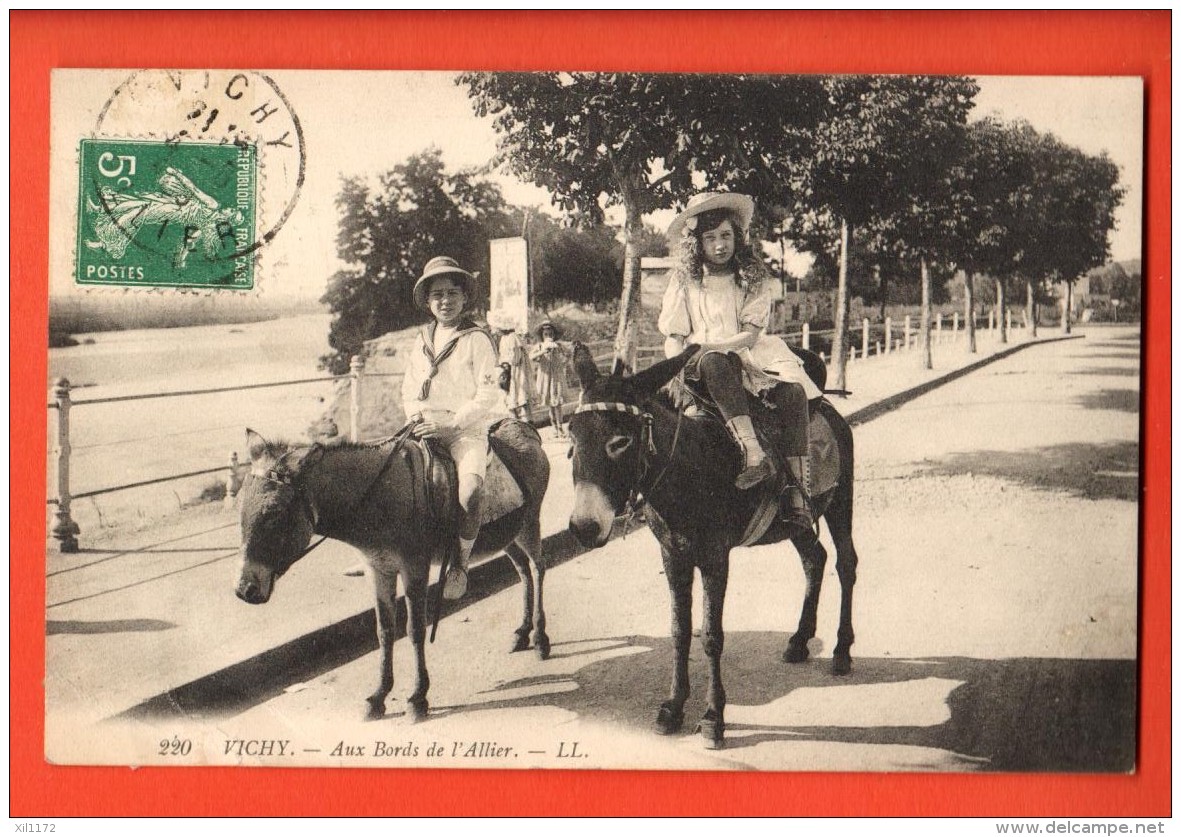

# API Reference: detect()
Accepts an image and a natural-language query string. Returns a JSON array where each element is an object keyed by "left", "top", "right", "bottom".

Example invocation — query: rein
[
  {"left": 572, "top": 400, "right": 685, "bottom": 535},
  {"left": 253, "top": 424, "right": 415, "bottom": 563}
]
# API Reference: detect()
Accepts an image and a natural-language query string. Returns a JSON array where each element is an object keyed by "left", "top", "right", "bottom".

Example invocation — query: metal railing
[{"left": 47, "top": 312, "right": 1017, "bottom": 552}]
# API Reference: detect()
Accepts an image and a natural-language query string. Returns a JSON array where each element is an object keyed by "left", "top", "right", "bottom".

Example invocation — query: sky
[{"left": 50, "top": 72, "right": 1143, "bottom": 299}]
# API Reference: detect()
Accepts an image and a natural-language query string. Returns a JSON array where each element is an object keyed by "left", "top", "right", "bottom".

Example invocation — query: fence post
[
  {"left": 349, "top": 354, "right": 365, "bottom": 443},
  {"left": 861, "top": 318, "right": 870, "bottom": 359},
  {"left": 988, "top": 309, "right": 995, "bottom": 334},
  {"left": 50, "top": 378, "right": 80, "bottom": 553},
  {"left": 849, "top": 345, "right": 856, "bottom": 362},
  {"left": 904, "top": 315, "right": 912, "bottom": 350},
  {"left": 952, "top": 311, "right": 959, "bottom": 340},
  {"left": 1006, "top": 309, "right": 1013, "bottom": 334},
  {"left": 801, "top": 322, "right": 810, "bottom": 351},
  {"left": 875, "top": 340, "right": 882, "bottom": 356},
  {"left": 936, "top": 312, "right": 943, "bottom": 344},
  {"left": 885, "top": 317, "right": 892, "bottom": 354},
  {"left": 224, "top": 451, "right": 243, "bottom": 509}
]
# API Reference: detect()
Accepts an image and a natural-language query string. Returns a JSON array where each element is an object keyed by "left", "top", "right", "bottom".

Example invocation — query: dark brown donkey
[
  {"left": 567, "top": 345, "right": 859, "bottom": 749},
  {"left": 235, "top": 421, "right": 550, "bottom": 721}
]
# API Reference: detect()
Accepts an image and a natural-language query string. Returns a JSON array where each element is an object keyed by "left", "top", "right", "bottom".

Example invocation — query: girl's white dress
[{"left": 659, "top": 272, "right": 822, "bottom": 400}]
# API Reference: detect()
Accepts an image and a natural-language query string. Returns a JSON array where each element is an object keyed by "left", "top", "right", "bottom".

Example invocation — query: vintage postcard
[{"left": 43, "top": 65, "right": 1145, "bottom": 781}]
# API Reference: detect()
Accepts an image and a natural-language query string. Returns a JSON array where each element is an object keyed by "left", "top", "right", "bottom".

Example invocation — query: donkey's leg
[
  {"left": 784, "top": 529, "right": 828, "bottom": 664},
  {"left": 513, "top": 513, "right": 549, "bottom": 659},
  {"left": 402, "top": 561, "right": 431, "bottom": 722},
  {"left": 504, "top": 542, "right": 535, "bottom": 654},
  {"left": 657, "top": 546, "right": 694, "bottom": 736},
  {"left": 828, "top": 509, "right": 859, "bottom": 676},
  {"left": 365, "top": 563, "right": 398, "bottom": 721},
  {"left": 697, "top": 547, "right": 730, "bottom": 749}
]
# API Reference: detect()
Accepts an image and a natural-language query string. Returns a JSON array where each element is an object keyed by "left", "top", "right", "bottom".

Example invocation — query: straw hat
[
  {"left": 667, "top": 192, "right": 755, "bottom": 241},
  {"left": 412, "top": 256, "right": 476, "bottom": 310},
  {"left": 536, "top": 320, "right": 561, "bottom": 340}
]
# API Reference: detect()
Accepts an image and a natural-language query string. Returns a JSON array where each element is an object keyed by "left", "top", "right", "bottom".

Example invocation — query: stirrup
[
  {"left": 735, "top": 457, "right": 773, "bottom": 490},
  {"left": 443, "top": 566, "right": 469, "bottom": 600}
]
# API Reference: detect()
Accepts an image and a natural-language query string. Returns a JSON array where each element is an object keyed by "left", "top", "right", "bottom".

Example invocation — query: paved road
[{"left": 54, "top": 328, "right": 1141, "bottom": 771}]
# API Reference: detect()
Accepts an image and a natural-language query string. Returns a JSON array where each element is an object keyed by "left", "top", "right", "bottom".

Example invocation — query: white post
[
  {"left": 936, "top": 312, "right": 943, "bottom": 344},
  {"left": 861, "top": 318, "right": 870, "bottom": 360},
  {"left": 50, "top": 378, "right": 80, "bottom": 552},
  {"left": 349, "top": 354, "right": 365, "bottom": 443},
  {"left": 225, "top": 451, "right": 243, "bottom": 509},
  {"left": 885, "top": 317, "right": 893, "bottom": 354},
  {"left": 801, "top": 322, "right": 811, "bottom": 351},
  {"left": 904, "top": 315, "right": 912, "bottom": 350},
  {"left": 849, "top": 345, "right": 856, "bottom": 362},
  {"left": 988, "top": 309, "right": 995, "bottom": 334},
  {"left": 875, "top": 340, "right": 882, "bottom": 356},
  {"left": 952, "top": 311, "right": 959, "bottom": 341},
  {"left": 1006, "top": 308, "right": 1013, "bottom": 334}
]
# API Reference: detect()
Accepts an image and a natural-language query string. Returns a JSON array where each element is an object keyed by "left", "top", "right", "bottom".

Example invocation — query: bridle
[
  {"left": 248, "top": 429, "right": 410, "bottom": 566},
  {"left": 572, "top": 399, "right": 685, "bottom": 533}
]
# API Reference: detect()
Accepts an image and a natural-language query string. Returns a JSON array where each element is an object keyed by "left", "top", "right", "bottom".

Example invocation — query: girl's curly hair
[{"left": 668, "top": 207, "right": 769, "bottom": 290}]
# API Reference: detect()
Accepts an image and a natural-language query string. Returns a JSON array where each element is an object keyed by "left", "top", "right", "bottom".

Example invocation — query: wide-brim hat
[
  {"left": 536, "top": 320, "right": 561, "bottom": 339},
  {"left": 667, "top": 191, "right": 755, "bottom": 241},
  {"left": 413, "top": 256, "right": 476, "bottom": 310}
]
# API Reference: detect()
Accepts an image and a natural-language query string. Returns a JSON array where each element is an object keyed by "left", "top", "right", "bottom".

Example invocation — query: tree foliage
[
  {"left": 458, "top": 71, "right": 826, "bottom": 361},
  {"left": 319, "top": 149, "right": 519, "bottom": 373}
]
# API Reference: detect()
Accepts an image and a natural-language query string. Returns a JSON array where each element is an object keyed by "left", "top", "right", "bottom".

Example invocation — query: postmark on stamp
[
  {"left": 76, "top": 69, "right": 305, "bottom": 291},
  {"left": 76, "top": 138, "right": 258, "bottom": 289}
]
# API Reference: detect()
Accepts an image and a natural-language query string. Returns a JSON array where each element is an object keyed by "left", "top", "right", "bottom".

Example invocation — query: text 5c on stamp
[{"left": 76, "top": 138, "right": 257, "bottom": 290}]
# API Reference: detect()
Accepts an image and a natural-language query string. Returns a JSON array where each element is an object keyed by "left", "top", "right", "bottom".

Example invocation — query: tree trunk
[
  {"left": 832, "top": 218, "right": 851, "bottom": 392},
  {"left": 996, "top": 278, "right": 1008, "bottom": 344},
  {"left": 965, "top": 270, "right": 977, "bottom": 354},
  {"left": 1061, "top": 279, "right": 1073, "bottom": 335},
  {"left": 613, "top": 190, "right": 642, "bottom": 372},
  {"left": 920, "top": 257, "right": 932, "bottom": 369},
  {"left": 1026, "top": 278, "right": 1037, "bottom": 339}
]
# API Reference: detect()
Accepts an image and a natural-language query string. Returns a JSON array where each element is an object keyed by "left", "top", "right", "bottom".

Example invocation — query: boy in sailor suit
[{"left": 402, "top": 256, "right": 507, "bottom": 599}]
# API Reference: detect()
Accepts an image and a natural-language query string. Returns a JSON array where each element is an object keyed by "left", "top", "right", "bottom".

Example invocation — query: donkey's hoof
[
  {"left": 363, "top": 700, "right": 385, "bottom": 722},
  {"left": 783, "top": 641, "right": 810, "bottom": 664},
  {"left": 509, "top": 631, "right": 530, "bottom": 653},
  {"left": 696, "top": 709, "right": 725, "bottom": 750},
  {"left": 832, "top": 653, "right": 852, "bottom": 676},
  {"left": 655, "top": 702, "right": 684, "bottom": 735},
  {"left": 534, "top": 634, "right": 551, "bottom": 661},
  {"left": 407, "top": 697, "right": 429, "bottom": 723}
]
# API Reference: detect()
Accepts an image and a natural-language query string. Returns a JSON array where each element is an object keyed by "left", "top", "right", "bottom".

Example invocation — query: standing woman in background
[{"left": 530, "top": 320, "right": 570, "bottom": 439}]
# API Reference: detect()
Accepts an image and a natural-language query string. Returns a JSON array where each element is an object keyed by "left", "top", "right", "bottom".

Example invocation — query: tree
[
  {"left": 459, "top": 72, "right": 825, "bottom": 366},
  {"left": 785, "top": 76, "right": 978, "bottom": 385},
  {"left": 319, "top": 149, "right": 517, "bottom": 373}
]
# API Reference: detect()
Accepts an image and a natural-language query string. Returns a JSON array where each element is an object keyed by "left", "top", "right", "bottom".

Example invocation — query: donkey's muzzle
[
  {"left": 569, "top": 518, "right": 609, "bottom": 549},
  {"left": 235, "top": 582, "right": 268, "bottom": 605}
]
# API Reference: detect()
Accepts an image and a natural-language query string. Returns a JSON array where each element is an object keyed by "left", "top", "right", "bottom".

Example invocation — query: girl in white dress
[{"left": 659, "top": 192, "right": 819, "bottom": 532}]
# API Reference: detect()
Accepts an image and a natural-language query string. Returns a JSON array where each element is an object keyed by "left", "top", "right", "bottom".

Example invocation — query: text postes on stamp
[{"left": 76, "top": 139, "right": 258, "bottom": 289}]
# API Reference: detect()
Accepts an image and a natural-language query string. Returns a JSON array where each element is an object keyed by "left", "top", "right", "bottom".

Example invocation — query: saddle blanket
[{"left": 480, "top": 448, "right": 525, "bottom": 525}]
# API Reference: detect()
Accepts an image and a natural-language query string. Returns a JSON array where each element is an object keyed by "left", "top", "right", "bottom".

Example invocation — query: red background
[{"left": 10, "top": 10, "right": 1170, "bottom": 817}]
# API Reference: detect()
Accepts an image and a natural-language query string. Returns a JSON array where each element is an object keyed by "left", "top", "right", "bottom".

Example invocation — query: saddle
[{"left": 400, "top": 419, "right": 532, "bottom": 539}]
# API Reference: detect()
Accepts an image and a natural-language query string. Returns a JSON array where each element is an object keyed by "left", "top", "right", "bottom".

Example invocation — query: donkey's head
[
  {"left": 235, "top": 429, "right": 324, "bottom": 604},
  {"left": 567, "top": 343, "right": 697, "bottom": 548}
]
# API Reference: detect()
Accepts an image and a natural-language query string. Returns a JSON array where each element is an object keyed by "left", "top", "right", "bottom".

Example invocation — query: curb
[
  {"left": 844, "top": 335, "right": 1083, "bottom": 427},
  {"left": 118, "top": 335, "right": 1081, "bottom": 719}
]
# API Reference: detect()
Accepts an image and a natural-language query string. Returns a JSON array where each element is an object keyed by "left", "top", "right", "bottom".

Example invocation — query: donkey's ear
[
  {"left": 628, "top": 344, "right": 700, "bottom": 399},
  {"left": 572, "top": 342, "right": 600, "bottom": 390},
  {"left": 246, "top": 428, "right": 270, "bottom": 462},
  {"left": 610, "top": 356, "right": 627, "bottom": 377}
]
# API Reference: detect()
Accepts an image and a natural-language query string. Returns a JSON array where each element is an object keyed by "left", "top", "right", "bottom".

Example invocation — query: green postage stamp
[{"left": 76, "top": 138, "right": 257, "bottom": 289}]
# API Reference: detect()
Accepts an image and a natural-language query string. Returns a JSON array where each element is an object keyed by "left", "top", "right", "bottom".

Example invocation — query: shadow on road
[
  {"left": 463, "top": 633, "right": 1135, "bottom": 772},
  {"left": 47, "top": 618, "right": 177, "bottom": 635},
  {"left": 1076, "top": 389, "right": 1140, "bottom": 414},
  {"left": 917, "top": 441, "right": 1140, "bottom": 501},
  {"left": 1069, "top": 365, "right": 1141, "bottom": 378}
]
